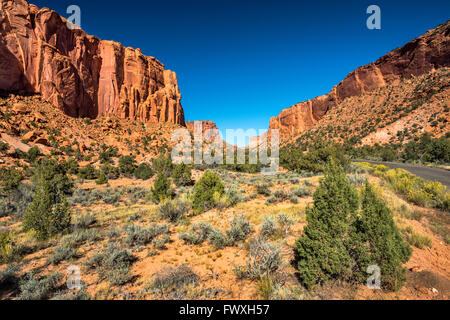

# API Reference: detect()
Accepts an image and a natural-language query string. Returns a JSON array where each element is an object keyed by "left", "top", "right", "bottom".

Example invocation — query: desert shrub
[
  {"left": 281, "top": 143, "right": 350, "bottom": 174},
  {"left": 26, "top": 146, "right": 41, "bottom": 163},
  {"left": 172, "top": 163, "right": 193, "bottom": 186},
  {"left": 410, "top": 210, "right": 424, "bottom": 221},
  {"left": 100, "top": 163, "right": 120, "bottom": 180},
  {"left": 256, "top": 184, "right": 271, "bottom": 196},
  {"left": 402, "top": 227, "right": 433, "bottom": 249},
  {"left": 73, "top": 213, "right": 97, "bottom": 230},
  {"left": 18, "top": 272, "right": 62, "bottom": 300},
  {"left": 235, "top": 237, "right": 282, "bottom": 280},
  {"left": 180, "top": 222, "right": 213, "bottom": 245},
  {"left": 295, "top": 159, "right": 359, "bottom": 289},
  {"left": 47, "top": 246, "right": 78, "bottom": 265},
  {"left": 152, "top": 234, "right": 171, "bottom": 250},
  {"left": 61, "top": 228, "right": 101, "bottom": 248},
  {"left": 265, "top": 196, "right": 277, "bottom": 205},
  {"left": 192, "top": 171, "right": 225, "bottom": 212},
  {"left": 99, "top": 145, "right": 118, "bottom": 164},
  {"left": 260, "top": 216, "right": 277, "bottom": 238},
  {"left": 292, "top": 186, "right": 312, "bottom": 198},
  {"left": 0, "top": 182, "right": 34, "bottom": 218},
  {"left": 277, "top": 213, "right": 295, "bottom": 235},
  {"left": 77, "top": 165, "right": 99, "bottom": 180},
  {"left": 0, "top": 141, "right": 9, "bottom": 153},
  {"left": 52, "top": 288, "right": 91, "bottom": 300},
  {"left": 85, "top": 246, "right": 135, "bottom": 286},
  {"left": 0, "top": 229, "right": 15, "bottom": 263},
  {"left": 152, "top": 154, "right": 173, "bottom": 176},
  {"left": 23, "top": 162, "right": 72, "bottom": 240},
  {"left": 273, "top": 190, "right": 288, "bottom": 201},
  {"left": 349, "top": 183, "right": 412, "bottom": 291},
  {"left": 0, "top": 167, "right": 24, "bottom": 195},
  {"left": 95, "top": 172, "right": 108, "bottom": 185},
  {"left": 118, "top": 155, "right": 137, "bottom": 177},
  {"left": 151, "top": 173, "right": 174, "bottom": 204},
  {"left": 289, "top": 194, "right": 298, "bottom": 203},
  {"left": 0, "top": 264, "right": 20, "bottom": 288},
  {"left": 158, "top": 199, "right": 190, "bottom": 223},
  {"left": 149, "top": 265, "right": 199, "bottom": 296},
  {"left": 226, "top": 214, "right": 252, "bottom": 245},
  {"left": 134, "top": 163, "right": 154, "bottom": 180},
  {"left": 207, "top": 228, "right": 229, "bottom": 250},
  {"left": 103, "top": 191, "right": 121, "bottom": 204},
  {"left": 124, "top": 224, "right": 169, "bottom": 247},
  {"left": 70, "top": 188, "right": 101, "bottom": 206},
  {"left": 348, "top": 174, "right": 368, "bottom": 186},
  {"left": 221, "top": 187, "right": 247, "bottom": 208},
  {"left": 385, "top": 168, "right": 448, "bottom": 210}
]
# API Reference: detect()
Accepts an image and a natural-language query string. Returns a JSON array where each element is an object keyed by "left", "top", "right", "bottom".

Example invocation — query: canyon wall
[
  {"left": 269, "top": 21, "right": 450, "bottom": 142},
  {"left": 0, "top": 0, "right": 185, "bottom": 125}
]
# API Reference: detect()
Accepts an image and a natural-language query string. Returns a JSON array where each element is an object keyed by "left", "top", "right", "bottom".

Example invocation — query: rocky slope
[
  {"left": 0, "top": 93, "right": 184, "bottom": 167},
  {"left": 269, "top": 21, "right": 450, "bottom": 142},
  {"left": 0, "top": 0, "right": 185, "bottom": 125}
]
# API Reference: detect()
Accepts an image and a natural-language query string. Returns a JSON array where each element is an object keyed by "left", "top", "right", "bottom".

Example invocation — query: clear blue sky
[{"left": 33, "top": 0, "right": 450, "bottom": 143}]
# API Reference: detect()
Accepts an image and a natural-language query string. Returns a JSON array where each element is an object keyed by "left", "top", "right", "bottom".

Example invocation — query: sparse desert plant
[
  {"left": 402, "top": 227, "right": 432, "bottom": 249},
  {"left": 18, "top": 272, "right": 62, "bottom": 300},
  {"left": 158, "top": 199, "right": 190, "bottom": 223},
  {"left": 77, "top": 165, "right": 99, "bottom": 180},
  {"left": 348, "top": 174, "right": 368, "bottom": 186},
  {"left": 277, "top": 213, "right": 295, "bottom": 235},
  {"left": 0, "top": 229, "right": 16, "bottom": 263},
  {"left": 172, "top": 163, "right": 193, "bottom": 186},
  {"left": 180, "top": 222, "right": 213, "bottom": 245},
  {"left": 207, "top": 228, "right": 229, "bottom": 250},
  {"left": 149, "top": 265, "right": 199, "bottom": 297},
  {"left": 95, "top": 172, "right": 108, "bottom": 185},
  {"left": 152, "top": 154, "right": 174, "bottom": 176},
  {"left": 192, "top": 171, "right": 225, "bottom": 212},
  {"left": 118, "top": 155, "right": 137, "bottom": 176},
  {"left": 134, "top": 163, "right": 154, "bottom": 180},
  {"left": 47, "top": 246, "right": 78, "bottom": 265},
  {"left": 256, "top": 184, "right": 271, "bottom": 196},
  {"left": 151, "top": 173, "right": 174, "bottom": 204},
  {"left": 292, "top": 186, "right": 312, "bottom": 198},
  {"left": 85, "top": 246, "right": 135, "bottom": 286},
  {"left": 0, "top": 264, "right": 20, "bottom": 288},
  {"left": 226, "top": 214, "right": 252, "bottom": 245},
  {"left": 260, "top": 216, "right": 277, "bottom": 238},
  {"left": 236, "top": 237, "right": 282, "bottom": 280},
  {"left": 124, "top": 224, "right": 169, "bottom": 247},
  {"left": 73, "top": 213, "right": 97, "bottom": 230}
]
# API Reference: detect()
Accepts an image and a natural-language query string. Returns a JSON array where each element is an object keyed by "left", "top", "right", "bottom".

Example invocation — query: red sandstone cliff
[
  {"left": 0, "top": 0, "right": 185, "bottom": 125},
  {"left": 269, "top": 21, "right": 450, "bottom": 142}
]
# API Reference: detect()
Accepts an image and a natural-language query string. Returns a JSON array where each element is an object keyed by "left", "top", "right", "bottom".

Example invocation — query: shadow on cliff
[{"left": 0, "top": 43, "right": 34, "bottom": 96}]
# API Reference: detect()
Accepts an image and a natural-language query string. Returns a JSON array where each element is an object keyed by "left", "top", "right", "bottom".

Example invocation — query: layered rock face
[
  {"left": 0, "top": 0, "right": 185, "bottom": 125},
  {"left": 269, "top": 21, "right": 450, "bottom": 142}
]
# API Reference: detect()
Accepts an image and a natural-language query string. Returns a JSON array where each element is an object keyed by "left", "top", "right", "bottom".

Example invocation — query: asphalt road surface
[{"left": 354, "top": 160, "right": 450, "bottom": 189}]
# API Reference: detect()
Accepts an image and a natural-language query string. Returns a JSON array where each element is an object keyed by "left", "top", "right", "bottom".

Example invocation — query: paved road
[{"left": 354, "top": 160, "right": 450, "bottom": 189}]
